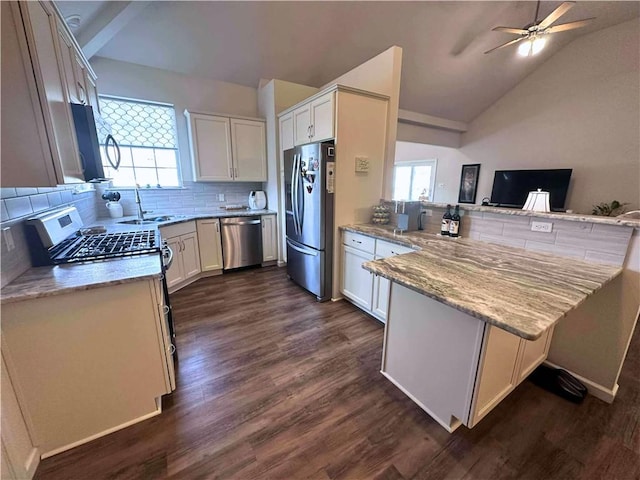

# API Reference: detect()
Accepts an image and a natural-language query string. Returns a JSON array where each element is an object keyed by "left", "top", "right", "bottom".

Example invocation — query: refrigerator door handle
[
  {"left": 287, "top": 238, "right": 318, "bottom": 256},
  {"left": 293, "top": 153, "right": 301, "bottom": 235},
  {"left": 290, "top": 153, "right": 298, "bottom": 235}
]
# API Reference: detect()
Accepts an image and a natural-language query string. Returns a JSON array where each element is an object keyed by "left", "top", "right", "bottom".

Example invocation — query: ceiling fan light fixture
[{"left": 517, "top": 36, "right": 546, "bottom": 57}]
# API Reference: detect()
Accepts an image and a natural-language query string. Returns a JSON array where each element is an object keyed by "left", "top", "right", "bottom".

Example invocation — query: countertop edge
[
  {"left": 362, "top": 260, "right": 622, "bottom": 340},
  {"left": 1, "top": 271, "right": 162, "bottom": 305},
  {"left": 389, "top": 201, "right": 640, "bottom": 228}
]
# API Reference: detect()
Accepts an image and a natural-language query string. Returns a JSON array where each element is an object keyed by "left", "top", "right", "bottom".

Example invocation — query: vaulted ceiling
[{"left": 56, "top": 1, "right": 640, "bottom": 123}]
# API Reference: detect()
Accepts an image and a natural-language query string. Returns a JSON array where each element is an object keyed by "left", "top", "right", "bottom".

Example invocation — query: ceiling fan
[{"left": 484, "top": 1, "right": 595, "bottom": 56}]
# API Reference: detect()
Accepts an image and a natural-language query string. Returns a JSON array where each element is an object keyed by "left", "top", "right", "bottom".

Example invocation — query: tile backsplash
[
  {"left": 0, "top": 181, "right": 265, "bottom": 287},
  {"left": 96, "top": 181, "right": 262, "bottom": 218}
]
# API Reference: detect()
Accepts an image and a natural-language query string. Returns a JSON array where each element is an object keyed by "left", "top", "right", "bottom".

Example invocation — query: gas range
[
  {"left": 49, "top": 230, "right": 160, "bottom": 264},
  {"left": 25, "top": 206, "right": 160, "bottom": 266}
]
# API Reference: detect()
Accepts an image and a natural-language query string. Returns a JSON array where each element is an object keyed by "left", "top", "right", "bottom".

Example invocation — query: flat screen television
[{"left": 490, "top": 169, "right": 572, "bottom": 211}]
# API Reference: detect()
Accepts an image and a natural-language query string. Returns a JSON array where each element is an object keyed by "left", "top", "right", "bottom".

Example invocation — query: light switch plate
[
  {"left": 355, "top": 156, "right": 369, "bottom": 173},
  {"left": 531, "top": 221, "right": 553, "bottom": 233}
]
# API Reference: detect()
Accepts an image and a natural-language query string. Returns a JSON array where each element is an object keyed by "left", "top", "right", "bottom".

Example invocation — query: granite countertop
[
  {"left": 342, "top": 224, "right": 622, "bottom": 340},
  {"left": 1, "top": 255, "right": 162, "bottom": 305},
  {"left": 400, "top": 201, "right": 640, "bottom": 228},
  {"left": 93, "top": 209, "right": 276, "bottom": 230}
]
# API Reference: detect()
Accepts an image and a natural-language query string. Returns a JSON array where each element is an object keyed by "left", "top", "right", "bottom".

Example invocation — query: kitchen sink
[
  {"left": 117, "top": 215, "right": 186, "bottom": 226},
  {"left": 118, "top": 219, "right": 157, "bottom": 225}
]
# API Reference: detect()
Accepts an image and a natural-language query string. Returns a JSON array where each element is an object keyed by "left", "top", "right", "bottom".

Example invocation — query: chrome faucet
[{"left": 134, "top": 186, "right": 145, "bottom": 220}]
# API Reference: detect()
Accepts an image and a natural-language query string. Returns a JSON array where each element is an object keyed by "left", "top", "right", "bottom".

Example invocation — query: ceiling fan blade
[
  {"left": 546, "top": 18, "right": 595, "bottom": 33},
  {"left": 484, "top": 36, "right": 526, "bottom": 54},
  {"left": 492, "top": 26, "right": 529, "bottom": 35},
  {"left": 538, "top": 1, "right": 575, "bottom": 29}
]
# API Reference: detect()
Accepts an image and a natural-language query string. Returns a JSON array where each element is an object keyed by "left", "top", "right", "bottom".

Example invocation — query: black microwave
[{"left": 70, "top": 103, "right": 120, "bottom": 182}]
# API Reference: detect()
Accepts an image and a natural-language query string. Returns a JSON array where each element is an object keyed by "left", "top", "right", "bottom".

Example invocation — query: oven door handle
[{"left": 163, "top": 244, "right": 174, "bottom": 270}]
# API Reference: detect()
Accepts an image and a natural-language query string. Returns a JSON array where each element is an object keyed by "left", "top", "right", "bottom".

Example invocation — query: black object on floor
[{"left": 529, "top": 365, "right": 588, "bottom": 404}]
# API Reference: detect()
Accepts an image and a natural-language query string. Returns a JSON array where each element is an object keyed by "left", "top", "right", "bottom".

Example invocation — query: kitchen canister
[
  {"left": 105, "top": 201, "right": 124, "bottom": 218},
  {"left": 371, "top": 204, "right": 390, "bottom": 224}
]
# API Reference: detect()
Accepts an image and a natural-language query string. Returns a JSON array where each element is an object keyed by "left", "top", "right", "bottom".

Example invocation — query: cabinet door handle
[
  {"left": 181, "top": 240, "right": 185, "bottom": 251},
  {"left": 310, "top": 124, "right": 314, "bottom": 138},
  {"left": 234, "top": 167, "right": 238, "bottom": 178},
  {"left": 229, "top": 167, "right": 233, "bottom": 178},
  {"left": 215, "top": 222, "right": 219, "bottom": 233}
]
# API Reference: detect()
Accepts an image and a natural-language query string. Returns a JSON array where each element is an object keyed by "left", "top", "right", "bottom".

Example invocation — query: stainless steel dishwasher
[{"left": 220, "top": 216, "right": 263, "bottom": 270}]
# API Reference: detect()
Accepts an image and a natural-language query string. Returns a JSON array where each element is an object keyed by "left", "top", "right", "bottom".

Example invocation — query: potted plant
[{"left": 591, "top": 200, "right": 629, "bottom": 217}]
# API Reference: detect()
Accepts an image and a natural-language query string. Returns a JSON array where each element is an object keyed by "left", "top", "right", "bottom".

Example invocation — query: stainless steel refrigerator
[{"left": 284, "top": 141, "right": 336, "bottom": 301}]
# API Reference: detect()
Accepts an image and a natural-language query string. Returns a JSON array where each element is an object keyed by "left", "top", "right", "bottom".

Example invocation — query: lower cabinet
[
  {"left": 382, "top": 283, "right": 556, "bottom": 432},
  {"left": 467, "top": 325, "right": 554, "bottom": 427},
  {"left": 342, "top": 244, "right": 374, "bottom": 310},
  {"left": 197, "top": 219, "right": 223, "bottom": 272},
  {"left": 1, "top": 278, "right": 173, "bottom": 457},
  {"left": 261, "top": 215, "right": 277, "bottom": 262},
  {"left": 160, "top": 222, "right": 201, "bottom": 290},
  {"left": 341, "top": 232, "right": 414, "bottom": 323}
]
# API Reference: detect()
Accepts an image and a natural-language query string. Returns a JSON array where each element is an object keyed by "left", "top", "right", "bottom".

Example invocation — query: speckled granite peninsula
[
  {"left": 1, "top": 255, "right": 162, "bottom": 305},
  {"left": 343, "top": 224, "right": 622, "bottom": 340}
]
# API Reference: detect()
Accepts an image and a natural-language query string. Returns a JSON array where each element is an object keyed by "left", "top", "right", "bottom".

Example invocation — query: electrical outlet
[
  {"left": 218, "top": 193, "right": 225, "bottom": 201},
  {"left": 355, "top": 156, "right": 370, "bottom": 173},
  {"left": 531, "top": 221, "right": 553, "bottom": 233},
  {"left": 2, "top": 227, "right": 15, "bottom": 251}
]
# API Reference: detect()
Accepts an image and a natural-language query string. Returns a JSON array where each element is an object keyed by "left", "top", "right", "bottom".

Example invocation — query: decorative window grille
[{"left": 99, "top": 96, "right": 181, "bottom": 187}]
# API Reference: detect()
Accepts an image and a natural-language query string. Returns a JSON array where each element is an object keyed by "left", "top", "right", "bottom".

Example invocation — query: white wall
[
  {"left": 323, "top": 46, "right": 403, "bottom": 198},
  {"left": 458, "top": 19, "right": 640, "bottom": 214},
  {"left": 394, "top": 141, "right": 470, "bottom": 204},
  {"left": 258, "top": 79, "right": 318, "bottom": 262},
  {"left": 90, "top": 57, "right": 259, "bottom": 181},
  {"left": 396, "top": 123, "right": 461, "bottom": 149}
]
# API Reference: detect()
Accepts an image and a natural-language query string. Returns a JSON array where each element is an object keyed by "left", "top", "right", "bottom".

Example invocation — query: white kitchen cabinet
[
  {"left": 342, "top": 244, "right": 375, "bottom": 311},
  {"left": 230, "top": 118, "right": 267, "bottom": 181},
  {"left": 21, "top": 1, "right": 84, "bottom": 183},
  {"left": 185, "top": 112, "right": 234, "bottom": 181},
  {"left": 1, "top": 278, "right": 173, "bottom": 456},
  {"left": 1, "top": 355, "right": 39, "bottom": 479},
  {"left": 1, "top": 1, "right": 86, "bottom": 186},
  {"left": 197, "top": 219, "right": 223, "bottom": 272},
  {"left": 292, "top": 92, "right": 335, "bottom": 146},
  {"left": 467, "top": 324, "right": 554, "bottom": 428},
  {"left": 161, "top": 222, "right": 201, "bottom": 290},
  {"left": 279, "top": 112, "right": 294, "bottom": 152},
  {"left": 516, "top": 326, "right": 554, "bottom": 384},
  {"left": 56, "top": 20, "right": 81, "bottom": 104},
  {"left": 185, "top": 111, "right": 267, "bottom": 182},
  {"left": 342, "top": 234, "right": 414, "bottom": 323},
  {"left": 261, "top": 215, "right": 277, "bottom": 262}
]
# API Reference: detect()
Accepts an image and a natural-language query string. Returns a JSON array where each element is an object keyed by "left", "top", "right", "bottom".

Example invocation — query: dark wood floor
[{"left": 35, "top": 266, "right": 640, "bottom": 479}]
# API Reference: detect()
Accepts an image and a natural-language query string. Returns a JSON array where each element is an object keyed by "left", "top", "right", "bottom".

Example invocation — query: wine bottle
[
  {"left": 449, "top": 205, "right": 461, "bottom": 238},
  {"left": 441, "top": 204, "right": 452, "bottom": 236}
]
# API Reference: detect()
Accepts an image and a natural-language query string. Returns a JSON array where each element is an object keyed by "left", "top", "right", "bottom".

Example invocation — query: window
[
  {"left": 392, "top": 160, "right": 437, "bottom": 201},
  {"left": 99, "top": 96, "right": 181, "bottom": 188}
]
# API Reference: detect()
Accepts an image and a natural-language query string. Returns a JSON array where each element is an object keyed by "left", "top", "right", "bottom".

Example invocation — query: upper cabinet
[
  {"left": 289, "top": 92, "right": 335, "bottom": 147},
  {"left": 1, "top": 1, "right": 100, "bottom": 187},
  {"left": 279, "top": 112, "right": 294, "bottom": 152},
  {"left": 185, "top": 111, "right": 267, "bottom": 182}
]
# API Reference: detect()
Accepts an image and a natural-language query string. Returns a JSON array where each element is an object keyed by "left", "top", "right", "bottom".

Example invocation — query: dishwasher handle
[{"left": 222, "top": 220, "right": 261, "bottom": 226}]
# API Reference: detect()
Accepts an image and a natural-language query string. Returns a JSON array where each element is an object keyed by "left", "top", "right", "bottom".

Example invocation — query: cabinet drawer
[
  {"left": 160, "top": 220, "right": 196, "bottom": 240},
  {"left": 376, "top": 240, "right": 414, "bottom": 258},
  {"left": 343, "top": 231, "right": 375, "bottom": 254}
]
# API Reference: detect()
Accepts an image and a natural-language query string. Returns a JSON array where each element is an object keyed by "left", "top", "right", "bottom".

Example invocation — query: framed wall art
[{"left": 458, "top": 164, "right": 481, "bottom": 204}]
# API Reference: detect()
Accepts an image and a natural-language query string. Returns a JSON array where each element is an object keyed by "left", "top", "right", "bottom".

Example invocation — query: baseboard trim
[
  {"left": 380, "top": 370, "right": 462, "bottom": 433},
  {"left": 543, "top": 360, "right": 618, "bottom": 404},
  {"left": 40, "top": 405, "right": 162, "bottom": 459}
]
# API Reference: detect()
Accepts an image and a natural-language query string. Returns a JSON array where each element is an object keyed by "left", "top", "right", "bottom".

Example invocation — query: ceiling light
[
  {"left": 518, "top": 36, "right": 546, "bottom": 57},
  {"left": 65, "top": 14, "right": 81, "bottom": 30}
]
